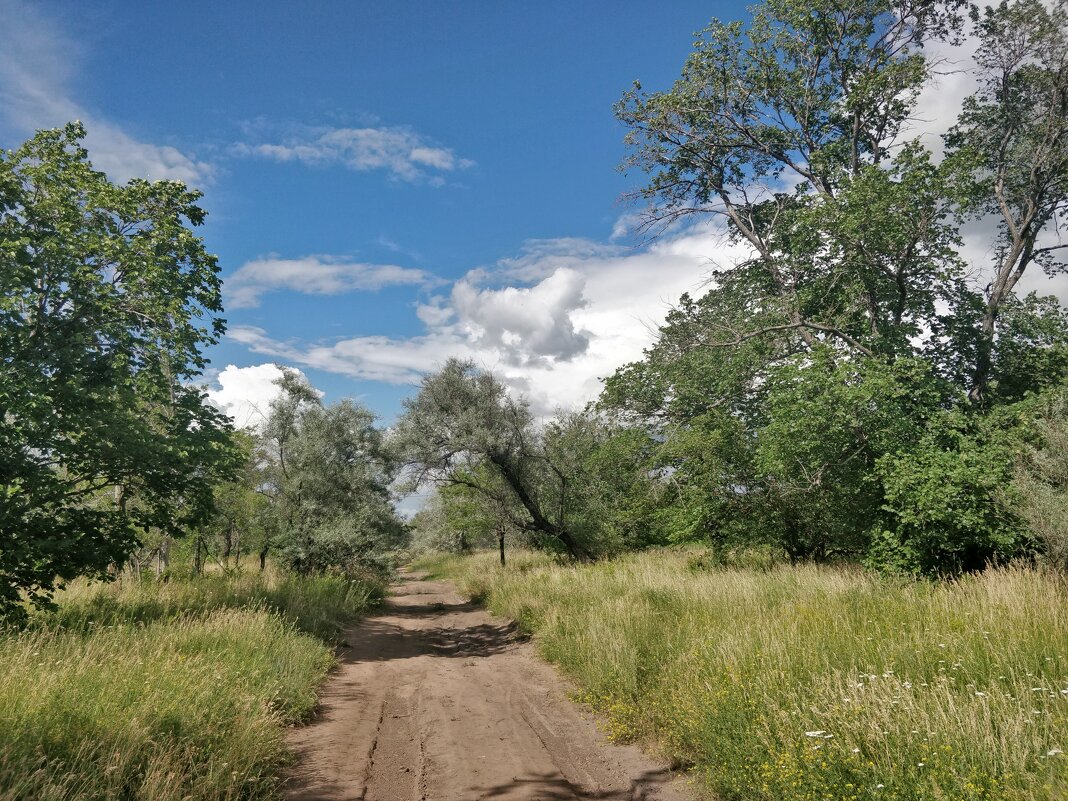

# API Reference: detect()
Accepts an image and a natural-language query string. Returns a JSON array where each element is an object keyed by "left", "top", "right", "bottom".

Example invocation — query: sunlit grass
[
  {"left": 39, "top": 567, "right": 385, "bottom": 642},
  {"left": 0, "top": 569, "right": 384, "bottom": 801},
  {"left": 415, "top": 551, "right": 1068, "bottom": 801}
]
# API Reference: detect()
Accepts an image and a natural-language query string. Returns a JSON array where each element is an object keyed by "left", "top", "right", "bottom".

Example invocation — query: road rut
[{"left": 284, "top": 572, "right": 692, "bottom": 801}]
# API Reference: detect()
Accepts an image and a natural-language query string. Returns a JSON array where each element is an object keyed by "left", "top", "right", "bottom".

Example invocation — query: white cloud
[
  {"left": 225, "top": 255, "right": 440, "bottom": 308},
  {"left": 415, "top": 296, "right": 455, "bottom": 326},
  {"left": 0, "top": 0, "right": 213, "bottom": 184},
  {"left": 225, "top": 227, "right": 743, "bottom": 414},
  {"left": 206, "top": 363, "right": 321, "bottom": 429},
  {"left": 452, "top": 268, "right": 590, "bottom": 365},
  {"left": 231, "top": 124, "right": 474, "bottom": 182}
]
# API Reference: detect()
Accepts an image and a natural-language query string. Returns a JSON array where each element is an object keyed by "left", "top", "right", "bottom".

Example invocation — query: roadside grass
[
  {"left": 38, "top": 567, "right": 385, "bottom": 642},
  {"left": 414, "top": 550, "right": 1068, "bottom": 801},
  {"left": 0, "top": 569, "right": 384, "bottom": 801}
]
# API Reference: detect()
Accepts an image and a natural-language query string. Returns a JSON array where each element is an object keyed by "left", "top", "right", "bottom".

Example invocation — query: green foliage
[
  {"left": 429, "top": 551, "right": 1068, "bottom": 801},
  {"left": 752, "top": 352, "right": 947, "bottom": 561},
  {"left": 256, "top": 369, "right": 406, "bottom": 576},
  {"left": 873, "top": 410, "right": 1034, "bottom": 576},
  {"left": 588, "top": 0, "right": 1068, "bottom": 576},
  {"left": 540, "top": 412, "right": 667, "bottom": 553},
  {"left": 0, "top": 124, "right": 236, "bottom": 617},
  {"left": 1013, "top": 391, "right": 1068, "bottom": 570},
  {"left": 392, "top": 359, "right": 592, "bottom": 559}
]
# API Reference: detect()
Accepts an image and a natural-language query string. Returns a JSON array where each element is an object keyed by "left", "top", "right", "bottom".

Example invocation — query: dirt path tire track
[{"left": 284, "top": 572, "right": 693, "bottom": 801}]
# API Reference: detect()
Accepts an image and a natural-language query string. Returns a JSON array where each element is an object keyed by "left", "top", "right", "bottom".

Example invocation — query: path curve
[{"left": 284, "top": 572, "right": 693, "bottom": 801}]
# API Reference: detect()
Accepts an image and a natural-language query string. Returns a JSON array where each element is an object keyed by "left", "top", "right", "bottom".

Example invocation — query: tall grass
[
  {"left": 0, "top": 570, "right": 383, "bottom": 800},
  {"left": 415, "top": 551, "right": 1068, "bottom": 801},
  {"left": 39, "top": 568, "right": 385, "bottom": 642}
]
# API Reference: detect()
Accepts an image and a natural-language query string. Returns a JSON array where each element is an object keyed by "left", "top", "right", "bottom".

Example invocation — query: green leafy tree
[
  {"left": 605, "top": 0, "right": 1068, "bottom": 574},
  {"left": 617, "top": 0, "right": 968, "bottom": 363},
  {"left": 873, "top": 407, "right": 1034, "bottom": 575},
  {"left": 255, "top": 369, "right": 404, "bottom": 575},
  {"left": 1013, "top": 389, "right": 1068, "bottom": 570},
  {"left": 945, "top": 0, "right": 1068, "bottom": 402},
  {"left": 392, "top": 359, "right": 592, "bottom": 559},
  {"left": 0, "top": 124, "right": 234, "bottom": 616},
  {"left": 540, "top": 412, "right": 667, "bottom": 553}
]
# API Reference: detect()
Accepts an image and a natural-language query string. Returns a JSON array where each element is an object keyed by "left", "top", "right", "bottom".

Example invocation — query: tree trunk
[
  {"left": 259, "top": 544, "right": 269, "bottom": 572},
  {"left": 193, "top": 534, "right": 203, "bottom": 576},
  {"left": 487, "top": 453, "right": 591, "bottom": 561},
  {"left": 222, "top": 524, "right": 233, "bottom": 565},
  {"left": 498, "top": 527, "right": 506, "bottom": 567}
]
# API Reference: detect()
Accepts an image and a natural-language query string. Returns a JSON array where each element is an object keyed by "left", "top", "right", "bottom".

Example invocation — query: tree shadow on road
[{"left": 470, "top": 767, "right": 683, "bottom": 800}]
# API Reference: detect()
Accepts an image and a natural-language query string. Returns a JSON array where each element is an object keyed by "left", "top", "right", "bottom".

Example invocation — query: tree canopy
[{"left": 0, "top": 124, "right": 236, "bottom": 615}]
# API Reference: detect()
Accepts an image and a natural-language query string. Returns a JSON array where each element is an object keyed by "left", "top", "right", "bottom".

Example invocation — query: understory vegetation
[
  {"left": 0, "top": 568, "right": 383, "bottom": 801},
  {"left": 418, "top": 551, "right": 1068, "bottom": 801}
]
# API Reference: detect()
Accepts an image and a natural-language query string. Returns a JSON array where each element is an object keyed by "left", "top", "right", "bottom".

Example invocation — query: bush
[
  {"left": 873, "top": 410, "right": 1032, "bottom": 576},
  {"left": 1013, "top": 391, "right": 1068, "bottom": 571}
]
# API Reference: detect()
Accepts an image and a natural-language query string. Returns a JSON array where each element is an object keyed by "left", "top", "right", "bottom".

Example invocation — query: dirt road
[{"left": 284, "top": 573, "right": 693, "bottom": 801}]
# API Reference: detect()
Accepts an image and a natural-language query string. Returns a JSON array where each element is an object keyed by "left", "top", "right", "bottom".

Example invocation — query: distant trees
[
  {"left": 253, "top": 369, "right": 406, "bottom": 575},
  {"left": 0, "top": 124, "right": 236, "bottom": 616},
  {"left": 392, "top": 359, "right": 595, "bottom": 559}
]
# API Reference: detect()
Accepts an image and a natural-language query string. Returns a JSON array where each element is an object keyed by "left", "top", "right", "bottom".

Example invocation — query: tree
[
  {"left": 0, "top": 124, "right": 234, "bottom": 617},
  {"left": 605, "top": 0, "right": 1068, "bottom": 574},
  {"left": 617, "top": 0, "right": 968, "bottom": 364},
  {"left": 392, "top": 359, "right": 591, "bottom": 559},
  {"left": 945, "top": 0, "right": 1068, "bottom": 402},
  {"left": 255, "top": 369, "right": 404, "bottom": 575},
  {"left": 411, "top": 478, "right": 524, "bottom": 563},
  {"left": 540, "top": 411, "right": 668, "bottom": 553}
]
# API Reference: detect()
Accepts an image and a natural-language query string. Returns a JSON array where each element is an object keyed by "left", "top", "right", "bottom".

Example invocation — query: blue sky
[
  {"left": 2, "top": 0, "right": 751, "bottom": 423},
  {"left": 6, "top": 0, "right": 1056, "bottom": 426}
]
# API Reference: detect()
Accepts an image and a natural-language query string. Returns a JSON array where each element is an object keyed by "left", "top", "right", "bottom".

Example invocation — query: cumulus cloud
[
  {"left": 0, "top": 0, "right": 213, "bottom": 184},
  {"left": 225, "top": 255, "right": 440, "bottom": 308},
  {"left": 231, "top": 124, "right": 474, "bottom": 183},
  {"left": 205, "top": 363, "right": 321, "bottom": 429},
  {"left": 224, "top": 227, "right": 745, "bottom": 414},
  {"left": 452, "top": 268, "right": 590, "bottom": 365},
  {"left": 415, "top": 296, "right": 455, "bottom": 327}
]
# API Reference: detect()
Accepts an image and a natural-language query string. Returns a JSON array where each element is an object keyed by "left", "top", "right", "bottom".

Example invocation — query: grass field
[
  {"left": 0, "top": 569, "right": 384, "bottom": 801},
  {"left": 414, "top": 551, "right": 1068, "bottom": 801}
]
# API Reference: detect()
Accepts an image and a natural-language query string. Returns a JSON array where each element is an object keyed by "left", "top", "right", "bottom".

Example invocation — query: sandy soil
[{"left": 284, "top": 572, "right": 694, "bottom": 801}]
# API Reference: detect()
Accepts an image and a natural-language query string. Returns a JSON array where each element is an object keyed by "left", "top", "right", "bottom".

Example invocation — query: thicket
[{"left": 419, "top": 551, "right": 1068, "bottom": 801}]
